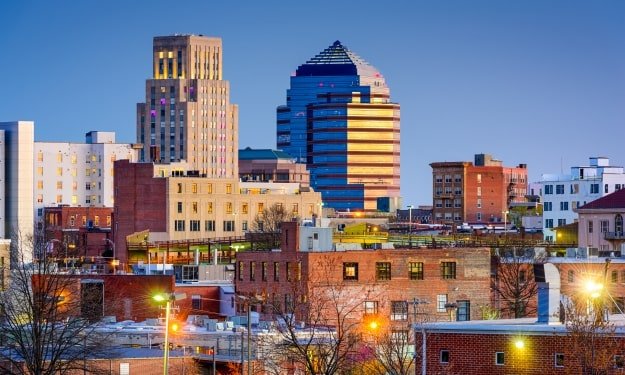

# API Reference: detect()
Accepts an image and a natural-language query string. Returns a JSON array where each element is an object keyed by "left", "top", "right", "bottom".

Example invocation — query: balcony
[{"left": 605, "top": 232, "right": 625, "bottom": 240}]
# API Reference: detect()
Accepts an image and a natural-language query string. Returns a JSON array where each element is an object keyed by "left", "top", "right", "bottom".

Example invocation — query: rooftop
[
  {"left": 578, "top": 188, "right": 625, "bottom": 210},
  {"left": 296, "top": 40, "right": 382, "bottom": 78},
  {"left": 239, "top": 147, "right": 295, "bottom": 161}
]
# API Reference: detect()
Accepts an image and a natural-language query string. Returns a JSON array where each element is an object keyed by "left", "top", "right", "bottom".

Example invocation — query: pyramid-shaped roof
[
  {"left": 296, "top": 40, "right": 382, "bottom": 78},
  {"left": 578, "top": 188, "right": 625, "bottom": 210}
]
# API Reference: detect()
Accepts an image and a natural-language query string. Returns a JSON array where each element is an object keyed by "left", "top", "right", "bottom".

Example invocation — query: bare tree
[
  {"left": 0, "top": 229, "right": 112, "bottom": 374},
  {"left": 251, "top": 204, "right": 295, "bottom": 250},
  {"left": 257, "top": 256, "right": 379, "bottom": 375},
  {"left": 564, "top": 295, "right": 620, "bottom": 375},
  {"left": 491, "top": 248, "right": 545, "bottom": 318}
]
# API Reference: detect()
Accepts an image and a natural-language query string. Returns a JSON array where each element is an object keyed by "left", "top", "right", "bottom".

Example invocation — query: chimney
[
  {"left": 280, "top": 221, "right": 299, "bottom": 253},
  {"left": 534, "top": 263, "right": 561, "bottom": 324}
]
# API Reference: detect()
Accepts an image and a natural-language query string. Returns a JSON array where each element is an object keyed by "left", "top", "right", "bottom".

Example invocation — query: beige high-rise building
[{"left": 137, "top": 35, "right": 238, "bottom": 178}]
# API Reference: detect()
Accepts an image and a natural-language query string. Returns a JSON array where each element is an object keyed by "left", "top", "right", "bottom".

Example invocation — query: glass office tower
[{"left": 277, "top": 41, "right": 400, "bottom": 211}]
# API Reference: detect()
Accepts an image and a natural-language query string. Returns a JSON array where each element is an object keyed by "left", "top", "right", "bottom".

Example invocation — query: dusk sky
[{"left": 1, "top": 0, "right": 624, "bottom": 206}]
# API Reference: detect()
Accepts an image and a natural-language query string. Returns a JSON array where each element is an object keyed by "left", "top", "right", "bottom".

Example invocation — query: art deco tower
[
  {"left": 277, "top": 41, "right": 400, "bottom": 211},
  {"left": 137, "top": 35, "right": 238, "bottom": 178}
]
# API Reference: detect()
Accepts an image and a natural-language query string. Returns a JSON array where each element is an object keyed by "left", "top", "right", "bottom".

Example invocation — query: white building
[
  {"left": 539, "top": 157, "right": 625, "bottom": 241},
  {"left": 0, "top": 121, "right": 34, "bottom": 261},
  {"left": 34, "top": 131, "right": 138, "bottom": 222}
]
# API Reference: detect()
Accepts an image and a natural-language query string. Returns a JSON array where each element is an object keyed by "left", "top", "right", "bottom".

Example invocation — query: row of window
[
  {"left": 366, "top": 298, "right": 469, "bottom": 320},
  {"left": 175, "top": 201, "right": 302, "bottom": 216},
  {"left": 434, "top": 175, "right": 463, "bottom": 183},
  {"left": 174, "top": 219, "right": 241, "bottom": 232},
  {"left": 237, "top": 261, "right": 301, "bottom": 282},
  {"left": 36, "top": 152, "right": 121, "bottom": 164},
  {"left": 543, "top": 201, "right": 576, "bottom": 211},
  {"left": 439, "top": 351, "right": 570, "bottom": 368},
  {"left": 586, "top": 215, "right": 624, "bottom": 234},
  {"left": 342, "top": 261, "right": 456, "bottom": 281},
  {"left": 36, "top": 181, "right": 103, "bottom": 191},
  {"left": 35, "top": 167, "right": 113, "bottom": 178},
  {"left": 543, "top": 183, "right": 619, "bottom": 195},
  {"left": 36, "top": 194, "right": 103, "bottom": 205}
]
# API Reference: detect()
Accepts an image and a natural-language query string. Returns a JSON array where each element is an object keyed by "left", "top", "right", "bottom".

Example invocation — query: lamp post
[
  {"left": 153, "top": 292, "right": 186, "bottom": 375},
  {"left": 104, "top": 238, "right": 116, "bottom": 274},
  {"left": 407, "top": 205, "right": 414, "bottom": 248},
  {"left": 502, "top": 210, "right": 509, "bottom": 240}
]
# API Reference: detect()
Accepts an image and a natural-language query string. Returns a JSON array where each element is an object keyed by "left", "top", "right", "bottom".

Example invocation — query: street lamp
[
  {"left": 153, "top": 292, "right": 187, "bottom": 375},
  {"left": 103, "top": 238, "right": 116, "bottom": 274},
  {"left": 502, "top": 210, "right": 509, "bottom": 240}
]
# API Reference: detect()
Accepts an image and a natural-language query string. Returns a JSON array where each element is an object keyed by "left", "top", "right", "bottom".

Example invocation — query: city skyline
[{"left": 1, "top": 0, "right": 624, "bottom": 206}]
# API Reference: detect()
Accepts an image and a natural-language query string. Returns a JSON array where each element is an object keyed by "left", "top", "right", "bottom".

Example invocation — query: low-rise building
[
  {"left": 577, "top": 188, "right": 625, "bottom": 253},
  {"left": 539, "top": 156, "right": 625, "bottom": 242}
]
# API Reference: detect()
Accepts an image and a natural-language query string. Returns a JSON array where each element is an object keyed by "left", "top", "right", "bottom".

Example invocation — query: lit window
[
  {"left": 390, "top": 301, "right": 408, "bottom": 321},
  {"left": 192, "top": 202, "right": 198, "bottom": 213},
  {"left": 57, "top": 152, "right": 63, "bottom": 162},
  {"left": 343, "top": 263, "right": 358, "bottom": 280},
  {"left": 409, "top": 262, "right": 424, "bottom": 280},
  {"left": 37, "top": 181, "right": 43, "bottom": 190},
  {"left": 242, "top": 203, "right": 248, "bottom": 214},
  {"left": 437, "top": 294, "right": 448, "bottom": 313},
  {"left": 207, "top": 202, "right": 213, "bottom": 214},
  {"left": 37, "top": 167, "right": 44, "bottom": 176},
  {"left": 226, "top": 202, "right": 233, "bottom": 214},
  {"left": 37, "top": 152, "right": 43, "bottom": 162},
  {"left": 441, "top": 262, "right": 456, "bottom": 279},
  {"left": 207, "top": 183, "right": 213, "bottom": 194},
  {"left": 364, "top": 301, "right": 378, "bottom": 315},
  {"left": 191, "top": 183, "right": 197, "bottom": 193},
  {"left": 56, "top": 181, "right": 63, "bottom": 189},
  {"left": 376, "top": 262, "right": 391, "bottom": 281},
  {"left": 226, "top": 184, "right": 232, "bottom": 194}
]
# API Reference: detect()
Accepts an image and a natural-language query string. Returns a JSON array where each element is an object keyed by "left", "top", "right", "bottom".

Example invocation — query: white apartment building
[
  {"left": 539, "top": 157, "right": 625, "bottom": 241},
  {"left": 34, "top": 131, "right": 138, "bottom": 222},
  {"left": 0, "top": 121, "right": 34, "bottom": 244}
]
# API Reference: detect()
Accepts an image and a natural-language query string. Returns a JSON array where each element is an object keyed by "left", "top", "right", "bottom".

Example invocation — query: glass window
[
  {"left": 555, "top": 353, "right": 564, "bottom": 367},
  {"left": 495, "top": 352, "right": 504, "bottom": 365},
  {"left": 261, "top": 262, "right": 267, "bottom": 281},
  {"left": 390, "top": 301, "right": 408, "bottom": 321},
  {"left": 437, "top": 294, "right": 448, "bottom": 313},
  {"left": 457, "top": 300, "right": 470, "bottom": 321},
  {"left": 376, "top": 262, "right": 391, "bottom": 281},
  {"left": 441, "top": 262, "right": 456, "bottom": 279},
  {"left": 177, "top": 202, "right": 183, "bottom": 213},
  {"left": 343, "top": 263, "right": 358, "bottom": 280},
  {"left": 409, "top": 262, "right": 424, "bottom": 280},
  {"left": 273, "top": 262, "right": 279, "bottom": 281},
  {"left": 364, "top": 301, "right": 378, "bottom": 315},
  {"left": 440, "top": 350, "right": 450, "bottom": 364}
]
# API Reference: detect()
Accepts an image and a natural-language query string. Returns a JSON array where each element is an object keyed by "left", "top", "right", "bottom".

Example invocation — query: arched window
[{"left": 615, "top": 214, "right": 623, "bottom": 234}]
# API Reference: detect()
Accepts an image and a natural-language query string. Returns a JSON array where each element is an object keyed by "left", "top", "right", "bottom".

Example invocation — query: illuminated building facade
[
  {"left": 136, "top": 35, "right": 238, "bottom": 178},
  {"left": 277, "top": 41, "right": 400, "bottom": 211}
]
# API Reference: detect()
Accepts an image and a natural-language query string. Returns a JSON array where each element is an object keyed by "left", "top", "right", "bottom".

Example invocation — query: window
[
  {"left": 258, "top": 202, "right": 264, "bottom": 213},
  {"left": 612, "top": 270, "right": 618, "bottom": 283},
  {"left": 191, "top": 183, "right": 197, "bottom": 193},
  {"left": 558, "top": 219, "right": 566, "bottom": 227},
  {"left": 544, "top": 202, "right": 552, "bottom": 211},
  {"left": 544, "top": 185, "right": 553, "bottom": 194},
  {"left": 457, "top": 300, "right": 470, "bottom": 321},
  {"left": 545, "top": 219, "right": 554, "bottom": 229},
  {"left": 106, "top": 216, "right": 111, "bottom": 227},
  {"left": 177, "top": 183, "right": 182, "bottom": 193},
  {"left": 555, "top": 353, "right": 564, "bottom": 367},
  {"left": 286, "top": 262, "right": 292, "bottom": 281},
  {"left": 225, "top": 202, "right": 233, "bottom": 214},
  {"left": 37, "top": 151, "right": 43, "bottom": 162},
  {"left": 588, "top": 220, "right": 593, "bottom": 233},
  {"left": 343, "top": 263, "right": 358, "bottom": 280},
  {"left": 226, "top": 184, "right": 232, "bottom": 194},
  {"left": 616, "top": 214, "right": 624, "bottom": 233},
  {"left": 174, "top": 220, "right": 185, "bottom": 231},
  {"left": 495, "top": 352, "right": 505, "bottom": 365},
  {"left": 94, "top": 216, "right": 100, "bottom": 226},
  {"left": 440, "top": 350, "right": 450, "bottom": 364},
  {"left": 192, "top": 295, "right": 201, "bottom": 310},
  {"left": 519, "top": 270, "right": 526, "bottom": 284},
  {"left": 56, "top": 167, "right": 63, "bottom": 176},
  {"left": 601, "top": 220, "right": 609, "bottom": 233},
  {"left": 568, "top": 270, "right": 575, "bottom": 283},
  {"left": 556, "top": 184, "right": 564, "bottom": 194},
  {"left": 409, "top": 262, "right": 424, "bottom": 280},
  {"left": 223, "top": 220, "right": 235, "bottom": 232},
  {"left": 376, "top": 262, "right": 391, "bottom": 281},
  {"left": 560, "top": 201, "right": 568, "bottom": 211},
  {"left": 192, "top": 202, "right": 198, "bottom": 213},
  {"left": 242, "top": 220, "right": 248, "bottom": 231},
  {"left": 207, "top": 183, "right": 213, "bottom": 194},
  {"left": 476, "top": 212, "right": 482, "bottom": 221},
  {"left": 207, "top": 202, "right": 213, "bottom": 214},
  {"left": 435, "top": 175, "right": 443, "bottom": 183},
  {"left": 477, "top": 174, "right": 481, "bottom": 183},
  {"left": 605, "top": 184, "right": 609, "bottom": 194},
  {"left": 615, "top": 355, "right": 624, "bottom": 369},
  {"left": 177, "top": 202, "right": 183, "bottom": 213},
  {"left": 250, "top": 262, "right": 256, "bottom": 281},
  {"left": 454, "top": 174, "right": 462, "bottom": 183},
  {"left": 441, "top": 262, "right": 456, "bottom": 279},
  {"left": 190, "top": 220, "right": 200, "bottom": 232},
  {"left": 261, "top": 262, "right": 267, "bottom": 281},
  {"left": 437, "top": 294, "right": 448, "bottom": 313},
  {"left": 390, "top": 301, "right": 408, "bottom": 321},
  {"left": 238, "top": 261, "right": 244, "bottom": 281},
  {"left": 56, "top": 195, "right": 62, "bottom": 203},
  {"left": 591, "top": 184, "right": 599, "bottom": 194},
  {"left": 205, "top": 220, "right": 215, "bottom": 231},
  {"left": 292, "top": 203, "right": 298, "bottom": 214},
  {"left": 364, "top": 301, "right": 378, "bottom": 315},
  {"left": 242, "top": 203, "right": 248, "bottom": 214},
  {"left": 476, "top": 187, "right": 481, "bottom": 196},
  {"left": 273, "top": 262, "right": 279, "bottom": 281},
  {"left": 445, "top": 175, "right": 452, "bottom": 183}
]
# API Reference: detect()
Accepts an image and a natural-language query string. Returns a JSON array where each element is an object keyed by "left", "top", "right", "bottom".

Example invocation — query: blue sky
[{"left": 1, "top": 0, "right": 624, "bottom": 206}]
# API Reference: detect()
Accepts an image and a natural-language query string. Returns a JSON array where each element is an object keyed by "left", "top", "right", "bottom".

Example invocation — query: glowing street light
[
  {"left": 153, "top": 292, "right": 186, "bottom": 375},
  {"left": 585, "top": 280, "right": 603, "bottom": 299},
  {"left": 514, "top": 339, "right": 525, "bottom": 349}
]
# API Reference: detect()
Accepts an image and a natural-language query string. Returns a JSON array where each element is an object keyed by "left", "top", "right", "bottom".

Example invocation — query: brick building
[
  {"left": 430, "top": 153, "right": 528, "bottom": 225},
  {"left": 113, "top": 160, "right": 321, "bottom": 267},
  {"left": 236, "top": 222, "right": 491, "bottom": 329},
  {"left": 419, "top": 261, "right": 625, "bottom": 375},
  {"left": 43, "top": 206, "right": 114, "bottom": 261}
]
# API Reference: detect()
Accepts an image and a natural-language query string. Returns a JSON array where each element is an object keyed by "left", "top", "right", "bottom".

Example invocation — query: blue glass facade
[{"left": 277, "top": 41, "right": 400, "bottom": 211}]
